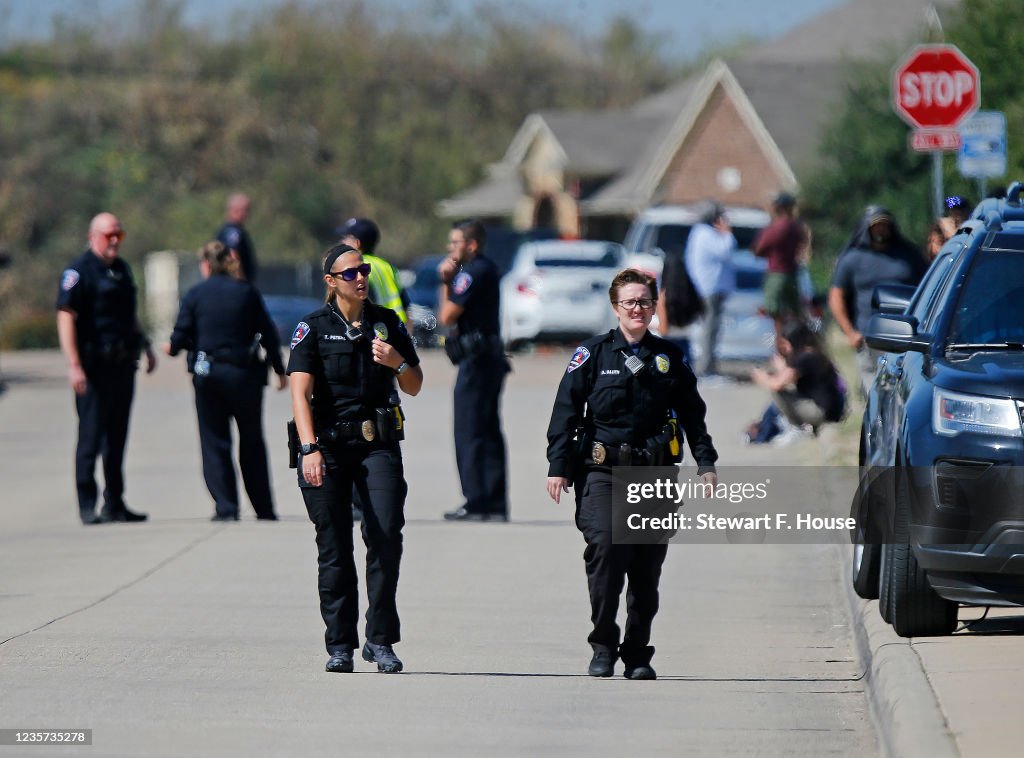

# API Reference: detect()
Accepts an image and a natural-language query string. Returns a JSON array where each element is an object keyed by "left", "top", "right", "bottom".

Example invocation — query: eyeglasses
[
  {"left": 328, "top": 262, "right": 371, "bottom": 281},
  {"left": 102, "top": 230, "right": 125, "bottom": 243},
  {"left": 615, "top": 298, "right": 656, "bottom": 310}
]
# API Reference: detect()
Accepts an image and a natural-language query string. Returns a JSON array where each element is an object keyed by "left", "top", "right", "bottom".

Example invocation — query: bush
[{"left": 1, "top": 311, "right": 58, "bottom": 350}]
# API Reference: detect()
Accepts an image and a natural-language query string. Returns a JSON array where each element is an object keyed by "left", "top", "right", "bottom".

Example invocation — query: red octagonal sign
[{"left": 893, "top": 44, "right": 980, "bottom": 130}]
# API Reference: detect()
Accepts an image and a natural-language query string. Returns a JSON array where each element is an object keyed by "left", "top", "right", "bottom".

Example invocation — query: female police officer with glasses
[
  {"left": 545, "top": 268, "right": 718, "bottom": 681},
  {"left": 288, "top": 243, "right": 423, "bottom": 674}
]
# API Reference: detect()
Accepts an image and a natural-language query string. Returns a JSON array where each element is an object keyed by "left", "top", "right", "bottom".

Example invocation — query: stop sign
[{"left": 893, "top": 45, "right": 980, "bottom": 129}]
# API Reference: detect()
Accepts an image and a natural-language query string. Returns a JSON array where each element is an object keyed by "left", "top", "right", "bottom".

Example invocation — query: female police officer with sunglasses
[{"left": 288, "top": 243, "right": 423, "bottom": 674}]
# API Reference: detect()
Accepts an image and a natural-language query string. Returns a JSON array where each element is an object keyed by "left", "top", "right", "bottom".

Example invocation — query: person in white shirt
[{"left": 685, "top": 201, "right": 737, "bottom": 376}]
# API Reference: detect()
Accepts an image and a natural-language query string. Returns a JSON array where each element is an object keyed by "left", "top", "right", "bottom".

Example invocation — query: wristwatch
[
  {"left": 300, "top": 442, "right": 320, "bottom": 455},
  {"left": 395, "top": 361, "right": 409, "bottom": 376}
]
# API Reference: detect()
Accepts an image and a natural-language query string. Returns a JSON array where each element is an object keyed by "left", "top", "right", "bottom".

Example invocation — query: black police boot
[
  {"left": 588, "top": 651, "right": 615, "bottom": 678},
  {"left": 623, "top": 664, "right": 657, "bottom": 680},
  {"left": 99, "top": 504, "right": 148, "bottom": 523},
  {"left": 80, "top": 509, "right": 102, "bottom": 525},
  {"left": 442, "top": 510, "right": 493, "bottom": 520},
  {"left": 211, "top": 513, "right": 240, "bottom": 522},
  {"left": 362, "top": 642, "right": 403, "bottom": 673},
  {"left": 325, "top": 647, "right": 354, "bottom": 673}
]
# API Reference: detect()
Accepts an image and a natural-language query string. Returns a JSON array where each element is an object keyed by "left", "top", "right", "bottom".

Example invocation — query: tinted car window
[
  {"left": 655, "top": 225, "right": 691, "bottom": 255},
  {"left": 908, "top": 247, "right": 958, "bottom": 326},
  {"left": 948, "top": 249, "right": 1024, "bottom": 344}
]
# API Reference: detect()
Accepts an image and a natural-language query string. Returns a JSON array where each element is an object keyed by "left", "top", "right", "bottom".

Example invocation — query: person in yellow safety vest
[{"left": 337, "top": 217, "right": 410, "bottom": 325}]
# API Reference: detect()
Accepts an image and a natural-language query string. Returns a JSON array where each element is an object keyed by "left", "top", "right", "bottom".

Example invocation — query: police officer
[
  {"left": 216, "top": 192, "right": 258, "bottom": 284},
  {"left": 288, "top": 243, "right": 423, "bottom": 674},
  {"left": 437, "top": 219, "right": 510, "bottom": 521},
  {"left": 546, "top": 268, "right": 718, "bottom": 680},
  {"left": 338, "top": 217, "right": 410, "bottom": 324},
  {"left": 56, "top": 212, "right": 157, "bottom": 525},
  {"left": 165, "top": 241, "right": 287, "bottom": 521}
]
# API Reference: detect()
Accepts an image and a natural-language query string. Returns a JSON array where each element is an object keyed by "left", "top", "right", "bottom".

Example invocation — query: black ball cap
[{"left": 336, "top": 217, "right": 380, "bottom": 253}]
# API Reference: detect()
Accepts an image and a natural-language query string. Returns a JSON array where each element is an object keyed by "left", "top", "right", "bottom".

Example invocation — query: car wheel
[
  {"left": 852, "top": 540, "right": 881, "bottom": 600},
  {"left": 851, "top": 467, "right": 880, "bottom": 600},
  {"left": 887, "top": 467, "right": 958, "bottom": 637},
  {"left": 878, "top": 540, "right": 894, "bottom": 623}
]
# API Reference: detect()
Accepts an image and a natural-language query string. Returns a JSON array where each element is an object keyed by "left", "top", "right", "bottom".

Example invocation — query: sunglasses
[
  {"left": 328, "top": 262, "right": 371, "bottom": 281},
  {"left": 102, "top": 230, "right": 125, "bottom": 243}
]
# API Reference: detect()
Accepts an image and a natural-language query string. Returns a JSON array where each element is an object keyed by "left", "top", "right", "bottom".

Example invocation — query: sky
[{"left": 0, "top": 0, "right": 847, "bottom": 60}]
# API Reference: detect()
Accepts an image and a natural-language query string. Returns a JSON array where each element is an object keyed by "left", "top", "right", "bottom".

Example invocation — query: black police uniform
[
  {"left": 546, "top": 329, "right": 718, "bottom": 670},
  {"left": 56, "top": 251, "right": 148, "bottom": 523},
  {"left": 216, "top": 222, "right": 258, "bottom": 284},
  {"left": 287, "top": 301, "right": 419, "bottom": 654},
  {"left": 167, "top": 274, "right": 286, "bottom": 520},
  {"left": 446, "top": 254, "right": 509, "bottom": 518}
]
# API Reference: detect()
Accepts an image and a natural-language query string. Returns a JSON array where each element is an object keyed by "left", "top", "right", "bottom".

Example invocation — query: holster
[
  {"left": 286, "top": 419, "right": 299, "bottom": 469},
  {"left": 444, "top": 331, "right": 503, "bottom": 365}
]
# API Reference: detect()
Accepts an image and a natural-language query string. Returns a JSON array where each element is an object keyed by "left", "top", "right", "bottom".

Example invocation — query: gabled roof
[{"left": 583, "top": 62, "right": 793, "bottom": 215}]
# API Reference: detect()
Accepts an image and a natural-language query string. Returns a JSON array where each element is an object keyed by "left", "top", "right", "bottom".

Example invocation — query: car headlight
[{"left": 932, "top": 388, "right": 1022, "bottom": 437}]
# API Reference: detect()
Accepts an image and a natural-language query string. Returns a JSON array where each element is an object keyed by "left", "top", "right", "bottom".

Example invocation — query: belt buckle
[
  {"left": 361, "top": 419, "right": 376, "bottom": 442},
  {"left": 591, "top": 442, "right": 606, "bottom": 466}
]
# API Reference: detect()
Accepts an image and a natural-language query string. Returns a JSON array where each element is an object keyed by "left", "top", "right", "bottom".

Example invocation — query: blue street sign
[{"left": 958, "top": 111, "right": 1006, "bottom": 178}]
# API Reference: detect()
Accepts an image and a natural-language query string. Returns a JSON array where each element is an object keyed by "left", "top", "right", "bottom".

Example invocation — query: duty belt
[
  {"left": 320, "top": 419, "right": 379, "bottom": 443},
  {"left": 590, "top": 442, "right": 658, "bottom": 467}
]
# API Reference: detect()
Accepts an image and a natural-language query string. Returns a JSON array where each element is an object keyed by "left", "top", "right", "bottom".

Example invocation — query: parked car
[
  {"left": 500, "top": 239, "right": 625, "bottom": 348},
  {"left": 261, "top": 294, "right": 323, "bottom": 345},
  {"left": 623, "top": 203, "right": 771, "bottom": 260},
  {"left": 622, "top": 205, "right": 818, "bottom": 364},
  {"left": 853, "top": 183, "right": 1024, "bottom": 636}
]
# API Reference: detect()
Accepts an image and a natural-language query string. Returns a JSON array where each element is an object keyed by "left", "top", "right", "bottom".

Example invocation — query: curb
[{"left": 841, "top": 545, "right": 959, "bottom": 758}]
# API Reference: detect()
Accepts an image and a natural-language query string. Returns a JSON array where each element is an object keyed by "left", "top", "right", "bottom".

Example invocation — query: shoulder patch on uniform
[
  {"left": 224, "top": 228, "right": 240, "bottom": 248},
  {"left": 290, "top": 321, "right": 310, "bottom": 349},
  {"left": 567, "top": 346, "right": 591, "bottom": 373},
  {"left": 655, "top": 354, "right": 670, "bottom": 374},
  {"left": 452, "top": 271, "right": 473, "bottom": 296},
  {"left": 373, "top": 322, "right": 388, "bottom": 341},
  {"left": 61, "top": 269, "right": 80, "bottom": 291}
]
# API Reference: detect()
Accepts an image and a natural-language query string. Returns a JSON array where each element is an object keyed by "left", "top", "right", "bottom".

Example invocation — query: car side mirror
[
  {"left": 865, "top": 314, "right": 929, "bottom": 353},
  {"left": 871, "top": 284, "right": 917, "bottom": 315}
]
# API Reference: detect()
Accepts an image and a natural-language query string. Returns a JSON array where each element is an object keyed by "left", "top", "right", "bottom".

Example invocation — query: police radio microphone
[{"left": 622, "top": 350, "right": 645, "bottom": 376}]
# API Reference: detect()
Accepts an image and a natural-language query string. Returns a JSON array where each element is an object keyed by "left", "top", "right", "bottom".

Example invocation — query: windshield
[
  {"left": 655, "top": 224, "right": 762, "bottom": 255},
  {"left": 948, "top": 249, "right": 1024, "bottom": 345},
  {"left": 536, "top": 250, "right": 621, "bottom": 268}
]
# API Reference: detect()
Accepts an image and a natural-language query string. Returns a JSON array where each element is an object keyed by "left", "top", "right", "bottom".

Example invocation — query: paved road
[{"left": 0, "top": 349, "right": 874, "bottom": 756}]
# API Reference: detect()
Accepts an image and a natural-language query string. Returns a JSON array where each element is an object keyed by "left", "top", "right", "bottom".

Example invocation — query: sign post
[{"left": 892, "top": 44, "right": 980, "bottom": 217}]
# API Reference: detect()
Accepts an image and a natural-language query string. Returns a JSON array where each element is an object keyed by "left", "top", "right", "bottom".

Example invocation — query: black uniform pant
[
  {"left": 74, "top": 358, "right": 136, "bottom": 516},
  {"left": 453, "top": 352, "right": 508, "bottom": 514},
  {"left": 299, "top": 442, "right": 407, "bottom": 653},
  {"left": 193, "top": 364, "right": 275, "bottom": 519},
  {"left": 576, "top": 469, "right": 668, "bottom": 667}
]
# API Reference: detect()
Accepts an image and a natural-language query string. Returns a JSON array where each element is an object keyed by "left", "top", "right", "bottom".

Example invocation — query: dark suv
[{"left": 853, "top": 182, "right": 1024, "bottom": 636}]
